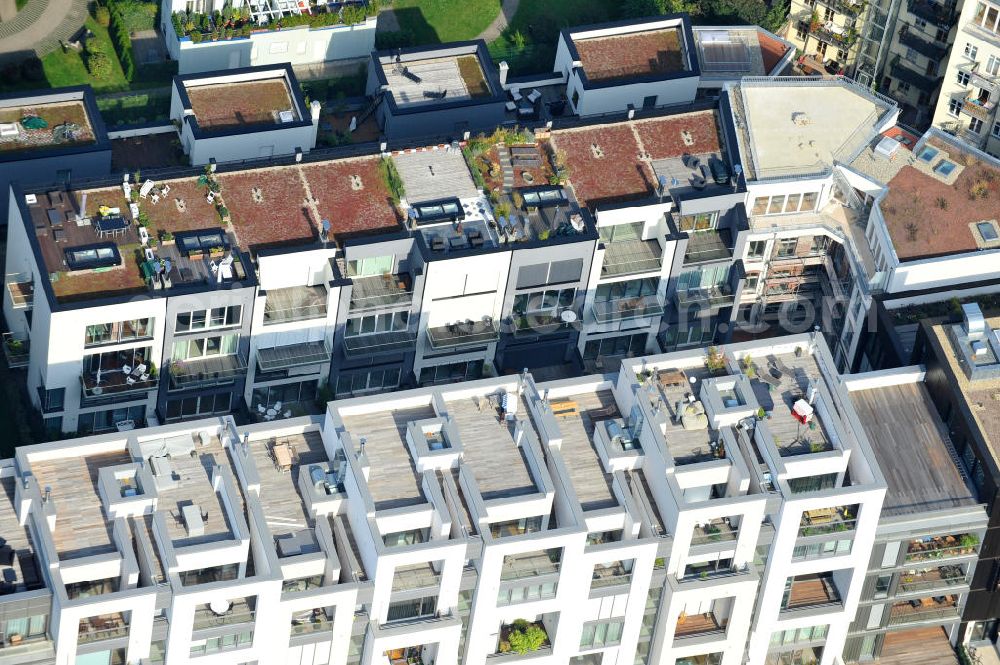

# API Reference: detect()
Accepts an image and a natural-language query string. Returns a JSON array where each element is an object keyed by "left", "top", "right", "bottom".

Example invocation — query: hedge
[{"left": 106, "top": 2, "right": 136, "bottom": 81}]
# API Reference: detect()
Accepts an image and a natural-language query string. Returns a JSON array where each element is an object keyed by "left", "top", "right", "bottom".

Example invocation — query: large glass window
[
  {"left": 677, "top": 265, "right": 730, "bottom": 291},
  {"left": 489, "top": 516, "right": 543, "bottom": 538},
  {"left": 513, "top": 288, "right": 576, "bottom": 315},
  {"left": 335, "top": 367, "right": 402, "bottom": 398},
  {"left": 347, "top": 255, "right": 393, "bottom": 277},
  {"left": 386, "top": 596, "right": 436, "bottom": 622},
  {"left": 973, "top": 1, "right": 1000, "bottom": 33},
  {"left": 251, "top": 380, "right": 318, "bottom": 409},
  {"left": 164, "top": 393, "right": 232, "bottom": 421},
  {"left": 595, "top": 278, "right": 657, "bottom": 302},
  {"left": 175, "top": 307, "right": 241, "bottom": 333},
  {"left": 345, "top": 311, "right": 409, "bottom": 336},
  {"left": 583, "top": 333, "right": 647, "bottom": 360},
  {"left": 84, "top": 318, "right": 154, "bottom": 347},
  {"left": 580, "top": 619, "right": 624, "bottom": 649},
  {"left": 171, "top": 334, "right": 239, "bottom": 361},
  {"left": 677, "top": 211, "right": 718, "bottom": 232},
  {"left": 599, "top": 222, "right": 643, "bottom": 243},
  {"left": 78, "top": 405, "right": 146, "bottom": 434}
]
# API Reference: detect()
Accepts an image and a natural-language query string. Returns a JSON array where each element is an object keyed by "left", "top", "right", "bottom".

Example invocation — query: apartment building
[
  {"left": 0, "top": 330, "right": 909, "bottom": 665},
  {"left": 842, "top": 368, "right": 988, "bottom": 661},
  {"left": 913, "top": 304, "right": 1000, "bottom": 651},
  {"left": 931, "top": 0, "right": 1000, "bottom": 156},
  {"left": 0, "top": 86, "right": 111, "bottom": 226},
  {"left": 170, "top": 64, "right": 321, "bottom": 165},
  {"left": 160, "top": 0, "right": 377, "bottom": 74}
]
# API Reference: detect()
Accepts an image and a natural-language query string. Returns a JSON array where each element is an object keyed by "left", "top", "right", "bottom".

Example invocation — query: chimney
[{"left": 499, "top": 61, "right": 509, "bottom": 88}]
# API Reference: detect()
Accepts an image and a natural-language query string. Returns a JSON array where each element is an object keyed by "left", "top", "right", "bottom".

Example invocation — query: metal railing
[
  {"left": 898, "top": 570, "right": 967, "bottom": 593},
  {"left": 427, "top": 320, "right": 499, "bottom": 349},
  {"left": 592, "top": 295, "right": 664, "bottom": 323},
  {"left": 691, "top": 522, "right": 739, "bottom": 545},
  {"left": 5, "top": 273, "right": 33, "bottom": 309},
  {"left": 2, "top": 333, "right": 29, "bottom": 368},
  {"left": 192, "top": 602, "right": 255, "bottom": 630},
  {"left": 78, "top": 617, "right": 128, "bottom": 644},
  {"left": 904, "top": 542, "right": 978, "bottom": 563},
  {"left": 675, "top": 285, "right": 735, "bottom": 308},
  {"left": 500, "top": 552, "right": 560, "bottom": 581},
  {"left": 168, "top": 353, "right": 248, "bottom": 391},
  {"left": 887, "top": 603, "right": 959, "bottom": 626}
]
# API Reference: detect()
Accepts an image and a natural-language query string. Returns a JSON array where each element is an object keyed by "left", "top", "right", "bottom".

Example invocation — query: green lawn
[
  {"left": 488, "top": 0, "right": 619, "bottom": 75},
  {"left": 15, "top": 0, "right": 29, "bottom": 11},
  {"left": 386, "top": 0, "right": 501, "bottom": 44},
  {"left": 41, "top": 16, "right": 130, "bottom": 92}
]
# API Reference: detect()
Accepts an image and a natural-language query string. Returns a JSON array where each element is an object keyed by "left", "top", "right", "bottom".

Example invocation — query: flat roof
[
  {"left": 552, "top": 111, "right": 723, "bottom": 208},
  {"left": 340, "top": 406, "right": 432, "bottom": 510},
  {"left": 573, "top": 27, "right": 687, "bottom": 82},
  {"left": 852, "top": 381, "right": 977, "bottom": 518},
  {"left": 447, "top": 396, "right": 537, "bottom": 500},
  {"left": 394, "top": 150, "right": 479, "bottom": 203},
  {"left": 694, "top": 27, "right": 793, "bottom": 78},
  {"left": 381, "top": 53, "right": 493, "bottom": 109},
  {"left": 0, "top": 99, "right": 95, "bottom": 153},
  {"left": 545, "top": 389, "right": 618, "bottom": 511},
  {"left": 184, "top": 78, "right": 297, "bottom": 132},
  {"left": 735, "top": 78, "right": 893, "bottom": 179},
  {"left": 879, "top": 134, "right": 1000, "bottom": 261}
]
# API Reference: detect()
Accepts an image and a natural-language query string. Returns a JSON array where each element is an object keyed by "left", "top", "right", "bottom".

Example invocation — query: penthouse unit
[
  {"left": 367, "top": 42, "right": 506, "bottom": 141},
  {"left": 932, "top": 0, "right": 1000, "bottom": 156},
  {"left": 914, "top": 305, "right": 1000, "bottom": 651},
  {"left": 0, "top": 86, "right": 111, "bottom": 226},
  {"left": 170, "top": 64, "right": 321, "bottom": 165},
  {"left": 555, "top": 14, "right": 701, "bottom": 117},
  {"left": 692, "top": 26, "right": 795, "bottom": 88},
  {"left": 161, "top": 0, "right": 377, "bottom": 74},
  {"left": 725, "top": 76, "right": 893, "bottom": 369},
  {"left": 842, "top": 369, "right": 987, "bottom": 662}
]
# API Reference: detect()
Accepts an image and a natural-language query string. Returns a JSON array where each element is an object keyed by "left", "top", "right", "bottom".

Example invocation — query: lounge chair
[{"left": 526, "top": 89, "right": 542, "bottom": 104}]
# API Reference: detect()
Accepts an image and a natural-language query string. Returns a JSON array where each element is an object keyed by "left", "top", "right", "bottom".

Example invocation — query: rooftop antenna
[{"left": 732, "top": 164, "right": 743, "bottom": 192}]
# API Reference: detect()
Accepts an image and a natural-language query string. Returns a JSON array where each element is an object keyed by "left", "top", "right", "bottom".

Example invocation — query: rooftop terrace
[
  {"left": 0, "top": 100, "right": 95, "bottom": 153},
  {"left": 0, "top": 477, "right": 43, "bottom": 593},
  {"left": 573, "top": 27, "right": 688, "bottom": 82},
  {"left": 341, "top": 406, "right": 432, "bottom": 510},
  {"left": 852, "top": 381, "right": 976, "bottom": 518},
  {"left": 380, "top": 52, "right": 493, "bottom": 109},
  {"left": 551, "top": 111, "right": 723, "bottom": 209},
  {"left": 878, "top": 135, "right": 1000, "bottom": 261},
  {"left": 548, "top": 389, "right": 619, "bottom": 511},
  {"left": 184, "top": 78, "right": 297, "bottom": 132}
]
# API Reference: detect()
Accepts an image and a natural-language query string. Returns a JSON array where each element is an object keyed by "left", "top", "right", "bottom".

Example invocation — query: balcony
[
  {"left": 898, "top": 565, "right": 967, "bottom": 593},
  {"left": 263, "top": 285, "right": 328, "bottom": 325},
  {"left": 675, "top": 285, "right": 735, "bottom": 309},
  {"left": 675, "top": 611, "right": 726, "bottom": 639},
  {"left": 81, "top": 368, "right": 157, "bottom": 404},
  {"left": 888, "top": 595, "right": 960, "bottom": 626},
  {"left": 590, "top": 561, "right": 632, "bottom": 590},
  {"left": 684, "top": 230, "right": 733, "bottom": 264},
  {"left": 168, "top": 353, "right": 247, "bottom": 391},
  {"left": 962, "top": 95, "right": 998, "bottom": 121},
  {"left": 890, "top": 61, "right": 938, "bottom": 92},
  {"left": 907, "top": 0, "right": 955, "bottom": 26},
  {"left": 256, "top": 340, "right": 331, "bottom": 373},
  {"left": 2, "top": 333, "right": 29, "bottom": 368},
  {"left": 970, "top": 67, "right": 1000, "bottom": 93},
  {"left": 501, "top": 549, "right": 560, "bottom": 581},
  {"left": 797, "top": 506, "right": 857, "bottom": 537},
  {"left": 349, "top": 273, "right": 414, "bottom": 311},
  {"left": 691, "top": 519, "right": 738, "bottom": 545},
  {"left": 904, "top": 534, "right": 979, "bottom": 562},
  {"left": 5, "top": 273, "right": 33, "bottom": 310},
  {"left": 493, "top": 620, "right": 552, "bottom": 659},
  {"left": 192, "top": 597, "right": 255, "bottom": 630},
  {"left": 342, "top": 330, "right": 417, "bottom": 356},
  {"left": 898, "top": 29, "right": 947, "bottom": 60},
  {"left": 809, "top": 22, "right": 856, "bottom": 48},
  {"left": 811, "top": 0, "right": 866, "bottom": 17},
  {"left": 392, "top": 562, "right": 442, "bottom": 592},
  {"left": 592, "top": 295, "right": 664, "bottom": 323},
  {"left": 513, "top": 312, "right": 575, "bottom": 337},
  {"left": 782, "top": 573, "right": 842, "bottom": 612},
  {"left": 427, "top": 318, "right": 499, "bottom": 349},
  {"left": 290, "top": 608, "right": 333, "bottom": 635},
  {"left": 601, "top": 240, "right": 662, "bottom": 277},
  {"left": 78, "top": 613, "right": 128, "bottom": 644}
]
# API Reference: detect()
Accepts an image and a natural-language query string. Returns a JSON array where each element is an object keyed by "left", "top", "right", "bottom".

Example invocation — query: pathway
[
  {"left": 0, "top": 0, "right": 85, "bottom": 61},
  {"left": 475, "top": 0, "right": 520, "bottom": 42}
]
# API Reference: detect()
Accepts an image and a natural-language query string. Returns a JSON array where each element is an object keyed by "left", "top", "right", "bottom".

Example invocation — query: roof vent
[
  {"left": 874, "top": 136, "right": 900, "bottom": 160},
  {"left": 972, "top": 340, "right": 988, "bottom": 356},
  {"left": 791, "top": 112, "right": 811, "bottom": 126},
  {"left": 963, "top": 302, "right": 986, "bottom": 339}
]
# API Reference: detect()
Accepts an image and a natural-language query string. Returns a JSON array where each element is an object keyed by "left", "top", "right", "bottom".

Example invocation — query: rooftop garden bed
[
  {"left": 171, "top": 0, "right": 380, "bottom": 43},
  {"left": 215, "top": 167, "right": 316, "bottom": 250},
  {"left": 0, "top": 102, "right": 95, "bottom": 152},
  {"left": 186, "top": 79, "right": 294, "bottom": 131},
  {"left": 551, "top": 123, "right": 653, "bottom": 209},
  {"left": 301, "top": 157, "right": 402, "bottom": 238},
  {"left": 575, "top": 28, "right": 686, "bottom": 82}
]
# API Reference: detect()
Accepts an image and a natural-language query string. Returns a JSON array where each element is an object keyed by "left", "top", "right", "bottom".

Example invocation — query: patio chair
[
  {"left": 510, "top": 88, "right": 522, "bottom": 102},
  {"left": 122, "top": 365, "right": 132, "bottom": 375},
  {"left": 284, "top": 410, "right": 292, "bottom": 419},
  {"left": 126, "top": 377, "right": 136, "bottom": 385},
  {"left": 273, "top": 401, "right": 283, "bottom": 412},
  {"left": 161, "top": 184, "right": 170, "bottom": 195},
  {"left": 527, "top": 89, "right": 542, "bottom": 104},
  {"left": 505, "top": 101, "right": 517, "bottom": 112},
  {"left": 257, "top": 404, "right": 267, "bottom": 414}
]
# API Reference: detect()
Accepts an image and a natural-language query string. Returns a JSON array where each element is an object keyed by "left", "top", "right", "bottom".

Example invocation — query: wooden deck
[
  {"left": 853, "top": 382, "right": 976, "bottom": 517},
  {"left": 764, "top": 353, "right": 834, "bottom": 456},
  {"left": 449, "top": 397, "right": 536, "bottom": 500},
  {"left": 32, "top": 449, "right": 131, "bottom": 559},
  {"left": 675, "top": 612, "right": 724, "bottom": 638},
  {"left": 250, "top": 431, "right": 328, "bottom": 541},
  {"left": 342, "top": 406, "right": 433, "bottom": 510},
  {"left": 553, "top": 390, "right": 618, "bottom": 511},
  {"left": 879, "top": 626, "right": 958, "bottom": 665},
  {"left": 0, "top": 477, "right": 39, "bottom": 590},
  {"left": 392, "top": 150, "right": 479, "bottom": 203},
  {"left": 786, "top": 574, "right": 840, "bottom": 608},
  {"left": 156, "top": 435, "right": 233, "bottom": 547}
]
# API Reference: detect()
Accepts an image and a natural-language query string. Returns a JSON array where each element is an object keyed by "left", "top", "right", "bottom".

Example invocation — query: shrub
[
  {"left": 107, "top": 3, "right": 137, "bottom": 80},
  {"left": 378, "top": 157, "right": 405, "bottom": 205},
  {"left": 86, "top": 50, "right": 113, "bottom": 78},
  {"left": 507, "top": 623, "right": 546, "bottom": 654},
  {"left": 95, "top": 5, "right": 111, "bottom": 26}
]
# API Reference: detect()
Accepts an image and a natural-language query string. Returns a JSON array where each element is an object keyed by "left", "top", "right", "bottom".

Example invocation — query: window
[
  {"left": 84, "top": 318, "right": 154, "bottom": 347},
  {"left": 747, "top": 240, "right": 767, "bottom": 260},
  {"left": 970, "top": 118, "right": 985, "bottom": 133},
  {"left": 957, "top": 71, "right": 971, "bottom": 85},
  {"left": 65, "top": 244, "right": 120, "bottom": 271},
  {"left": 251, "top": 380, "right": 318, "bottom": 409},
  {"left": 174, "top": 230, "right": 227, "bottom": 256},
  {"left": 164, "top": 392, "right": 232, "bottom": 421},
  {"left": 78, "top": 405, "right": 146, "bottom": 434},
  {"left": 175, "top": 307, "right": 241, "bottom": 333},
  {"left": 598, "top": 221, "right": 643, "bottom": 243},
  {"left": 753, "top": 193, "right": 818, "bottom": 216},
  {"left": 583, "top": 333, "right": 647, "bottom": 360},
  {"left": 344, "top": 311, "right": 408, "bottom": 336},
  {"left": 386, "top": 596, "right": 437, "bottom": 622},
  {"left": 498, "top": 582, "right": 557, "bottom": 605},
  {"left": 513, "top": 288, "right": 576, "bottom": 316},
  {"left": 972, "top": 1, "right": 1000, "bottom": 34},
  {"left": 796, "top": 22, "right": 808, "bottom": 39},
  {"left": 965, "top": 42, "right": 979, "bottom": 59},
  {"left": 490, "top": 516, "right": 543, "bottom": 538},
  {"left": 335, "top": 367, "right": 401, "bottom": 398},
  {"left": 44, "top": 416, "right": 62, "bottom": 435},
  {"left": 776, "top": 238, "right": 798, "bottom": 257},
  {"left": 516, "top": 259, "right": 584, "bottom": 289},
  {"left": 595, "top": 278, "right": 657, "bottom": 302},
  {"left": 383, "top": 528, "right": 428, "bottom": 547},
  {"left": 935, "top": 27, "right": 948, "bottom": 41},
  {"left": 988, "top": 55, "right": 1000, "bottom": 76},
  {"left": 915, "top": 17, "right": 927, "bottom": 28},
  {"left": 189, "top": 630, "right": 253, "bottom": 656},
  {"left": 347, "top": 255, "right": 393, "bottom": 277},
  {"left": 978, "top": 221, "right": 999, "bottom": 241},
  {"left": 904, "top": 47, "right": 918, "bottom": 63},
  {"left": 39, "top": 386, "right": 65, "bottom": 413},
  {"left": 677, "top": 211, "right": 719, "bottom": 232},
  {"left": 580, "top": 619, "right": 624, "bottom": 649},
  {"left": 897, "top": 80, "right": 911, "bottom": 93},
  {"left": 745, "top": 272, "right": 760, "bottom": 290},
  {"left": 171, "top": 334, "right": 238, "bottom": 361},
  {"left": 874, "top": 574, "right": 892, "bottom": 599},
  {"left": 949, "top": 98, "right": 963, "bottom": 116},
  {"left": 993, "top": 121, "right": 1000, "bottom": 138},
  {"left": 769, "top": 625, "right": 828, "bottom": 646}
]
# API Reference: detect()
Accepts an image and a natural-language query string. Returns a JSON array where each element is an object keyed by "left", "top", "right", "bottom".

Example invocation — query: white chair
[
  {"left": 134, "top": 363, "right": 147, "bottom": 376},
  {"left": 126, "top": 376, "right": 136, "bottom": 385},
  {"left": 257, "top": 404, "right": 266, "bottom": 414},
  {"left": 510, "top": 88, "right": 522, "bottom": 102},
  {"left": 144, "top": 247, "right": 155, "bottom": 261},
  {"left": 139, "top": 227, "right": 150, "bottom": 246},
  {"left": 122, "top": 365, "right": 132, "bottom": 375},
  {"left": 151, "top": 194, "right": 160, "bottom": 204},
  {"left": 139, "top": 373, "right": 150, "bottom": 381},
  {"left": 527, "top": 89, "right": 542, "bottom": 104},
  {"left": 273, "top": 401, "right": 283, "bottom": 412},
  {"left": 505, "top": 101, "right": 517, "bottom": 112},
  {"left": 161, "top": 184, "right": 170, "bottom": 195},
  {"left": 283, "top": 410, "right": 292, "bottom": 419},
  {"left": 139, "top": 179, "right": 154, "bottom": 198}
]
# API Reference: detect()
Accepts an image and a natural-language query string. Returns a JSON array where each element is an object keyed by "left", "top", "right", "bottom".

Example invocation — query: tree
[
  {"left": 764, "top": 0, "right": 790, "bottom": 33},
  {"left": 622, "top": 0, "right": 695, "bottom": 17},
  {"left": 507, "top": 622, "right": 547, "bottom": 655}
]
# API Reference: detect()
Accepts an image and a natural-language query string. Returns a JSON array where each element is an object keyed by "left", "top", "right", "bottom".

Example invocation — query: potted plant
[
  {"left": 159, "top": 230, "right": 175, "bottom": 245},
  {"left": 209, "top": 245, "right": 226, "bottom": 259},
  {"left": 217, "top": 205, "right": 231, "bottom": 223},
  {"left": 189, "top": 250, "right": 205, "bottom": 261},
  {"left": 706, "top": 346, "right": 726, "bottom": 374}
]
